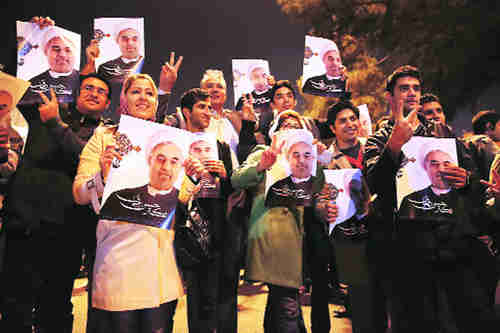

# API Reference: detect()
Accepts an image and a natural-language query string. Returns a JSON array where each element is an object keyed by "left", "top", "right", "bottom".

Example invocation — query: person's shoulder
[
  {"left": 112, "top": 184, "right": 148, "bottom": 197},
  {"left": 28, "top": 69, "right": 50, "bottom": 82}
]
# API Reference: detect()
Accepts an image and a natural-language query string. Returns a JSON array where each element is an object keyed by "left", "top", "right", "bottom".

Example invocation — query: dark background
[{"left": 2, "top": 0, "right": 308, "bottom": 114}]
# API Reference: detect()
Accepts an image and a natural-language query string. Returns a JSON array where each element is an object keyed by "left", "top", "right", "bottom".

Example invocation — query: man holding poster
[{"left": 364, "top": 65, "right": 499, "bottom": 332}]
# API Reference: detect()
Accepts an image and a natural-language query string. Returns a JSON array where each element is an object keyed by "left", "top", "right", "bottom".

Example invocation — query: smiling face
[
  {"left": 201, "top": 79, "right": 226, "bottom": 109},
  {"left": 422, "top": 101, "right": 446, "bottom": 124},
  {"left": 424, "top": 150, "right": 453, "bottom": 190},
  {"left": 76, "top": 77, "right": 110, "bottom": 117},
  {"left": 287, "top": 141, "right": 314, "bottom": 179},
  {"left": 148, "top": 142, "right": 183, "bottom": 191},
  {"left": 331, "top": 108, "right": 360, "bottom": 147},
  {"left": 117, "top": 28, "right": 141, "bottom": 59},
  {"left": 125, "top": 78, "right": 157, "bottom": 121},
  {"left": 0, "top": 91, "right": 13, "bottom": 117},
  {"left": 44, "top": 37, "right": 75, "bottom": 73}
]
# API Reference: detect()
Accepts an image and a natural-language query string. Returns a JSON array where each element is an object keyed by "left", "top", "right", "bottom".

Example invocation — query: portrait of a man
[
  {"left": 398, "top": 145, "right": 458, "bottom": 221},
  {"left": 96, "top": 18, "right": 144, "bottom": 84},
  {"left": 234, "top": 60, "right": 273, "bottom": 118},
  {"left": 302, "top": 36, "right": 348, "bottom": 98},
  {"left": 21, "top": 26, "right": 80, "bottom": 104},
  {"left": 266, "top": 129, "right": 317, "bottom": 207},
  {"left": 100, "top": 131, "right": 185, "bottom": 228}
]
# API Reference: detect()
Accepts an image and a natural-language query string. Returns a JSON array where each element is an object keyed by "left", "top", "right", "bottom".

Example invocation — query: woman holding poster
[{"left": 73, "top": 73, "right": 183, "bottom": 333}]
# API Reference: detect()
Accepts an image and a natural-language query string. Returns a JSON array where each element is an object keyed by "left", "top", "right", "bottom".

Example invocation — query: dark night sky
[{"left": 2, "top": 0, "right": 309, "bottom": 114}]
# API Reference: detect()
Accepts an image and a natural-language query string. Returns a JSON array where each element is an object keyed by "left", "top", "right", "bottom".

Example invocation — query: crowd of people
[{"left": 0, "top": 16, "right": 499, "bottom": 333}]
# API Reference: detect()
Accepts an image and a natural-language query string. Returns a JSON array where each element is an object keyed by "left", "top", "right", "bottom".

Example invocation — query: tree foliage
[{"left": 278, "top": 0, "right": 500, "bottom": 120}]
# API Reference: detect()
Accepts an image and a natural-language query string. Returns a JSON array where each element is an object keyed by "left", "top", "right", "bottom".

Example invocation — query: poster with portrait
[
  {"left": 264, "top": 129, "right": 318, "bottom": 207},
  {"left": 396, "top": 137, "right": 458, "bottom": 221},
  {"left": 358, "top": 104, "right": 372, "bottom": 137},
  {"left": 232, "top": 59, "right": 273, "bottom": 116},
  {"left": 319, "top": 169, "right": 365, "bottom": 235},
  {"left": 16, "top": 21, "right": 81, "bottom": 105},
  {"left": 99, "top": 115, "right": 191, "bottom": 229},
  {"left": 302, "top": 35, "right": 347, "bottom": 98},
  {"left": 93, "top": 17, "right": 145, "bottom": 84},
  {"left": 188, "top": 132, "right": 221, "bottom": 199}
]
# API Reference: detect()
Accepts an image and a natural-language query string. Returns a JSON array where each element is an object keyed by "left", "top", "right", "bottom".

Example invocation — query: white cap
[
  {"left": 419, "top": 141, "right": 455, "bottom": 170},
  {"left": 319, "top": 40, "right": 339, "bottom": 62},
  {"left": 113, "top": 19, "right": 141, "bottom": 41},
  {"left": 41, "top": 26, "right": 77, "bottom": 54},
  {"left": 278, "top": 128, "right": 314, "bottom": 156},
  {"left": 247, "top": 62, "right": 268, "bottom": 78},
  {"left": 145, "top": 129, "right": 188, "bottom": 163},
  {"left": 0, "top": 71, "right": 30, "bottom": 108}
]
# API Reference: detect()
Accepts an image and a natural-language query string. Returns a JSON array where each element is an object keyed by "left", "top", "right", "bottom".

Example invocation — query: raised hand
[
  {"left": 441, "top": 164, "right": 468, "bottom": 189},
  {"left": 203, "top": 159, "right": 227, "bottom": 179},
  {"left": 159, "top": 52, "right": 183, "bottom": 93},
  {"left": 256, "top": 135, "right": 285, "bottom": 172},
  {"left": 30, "top": 16, "right": 55, "bottom": 29},
  {"left": 266, "top": 74, "right": 276, "bottom": 88},
  {"left": 86, "top": 39, "right": 100, "bottom": 64},
  {"left": 38, "top": 89, "right": 59, "bottom": 123},
  {"left": 184, "top": 156, "right": 207, "bottom": 180},
  {"left": 241, "top": 94, "right": 257, "bottom": 122},
  {"left": 0, "top": 128, "right": 10, "bottom": 150},
  {"left": 99, "top": 145, "right": 122, "bottom": 182},
  {"left": 387, "top": 98, "right": 420, "bottom": 156}
]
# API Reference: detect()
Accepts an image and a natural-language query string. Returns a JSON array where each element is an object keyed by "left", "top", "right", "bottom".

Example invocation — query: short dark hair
[
  {"left": 180, "top": 88, "right": 210, "bottom": 111},
  {"left": 326, "top": 100, "right": 360, "bottom": 126},
  {"left": 420, "top": 93, "right": 440, "bottom": 105},
  {"left": 385, "top": 65, "right": 421, "bottom": 94},
  {"left": 270, "top": 80, "right": 296, "bottom": 102},
  {"left": 79, "top": 73, "right": 112, "bottom": 99},
  {"left": 472, "top": 110, "right": 500, "bottom": 135}
]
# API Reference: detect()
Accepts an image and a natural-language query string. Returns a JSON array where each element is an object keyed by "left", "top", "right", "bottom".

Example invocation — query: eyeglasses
[{"left": 81, "top": 84, "right": 108, "bottom": 97}]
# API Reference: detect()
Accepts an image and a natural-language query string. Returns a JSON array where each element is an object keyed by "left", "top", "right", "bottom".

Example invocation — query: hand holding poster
[
  {"left": 317, "top": 169, "right": 366, "bottom": 235},
  {"left": 99, "top": 115, "right": 191, "bottom": 229},
  {"left": 302, "top": 35, "right": 348, "bottom": 98},
  {"left": 265, "top": 129, "right": 317, "bottom": 207},
  {"left": 188, "top": 132, "right": 221, "bottom": 199},
  {"left": 396, "top": 137, "right": 459, "bottom": 222},
  {"left": 17, "top": 21, "right": 81, "bottom": 105},
  {"left": 232, "top": 59, "right": 273, "bottom": 117}
]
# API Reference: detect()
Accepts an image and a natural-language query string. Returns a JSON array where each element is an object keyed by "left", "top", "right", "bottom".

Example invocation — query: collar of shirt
[
  {"left": 148, "top": 185, "right": 174, "bottom": 196},
  {"left": 291, "top": 175, "right": 311, "bottom": 184},
  {"left": 430, "top": 186, "right": 451, "bottom": 196},
  {"left": 121, "top": 56, "right": 141, "bottom": 64},
  {"left": 326, "top": 74, "right": 341, "bottom": 81},
  {"left": 49, "top": 70, "right": 73, "bottom": 78}
]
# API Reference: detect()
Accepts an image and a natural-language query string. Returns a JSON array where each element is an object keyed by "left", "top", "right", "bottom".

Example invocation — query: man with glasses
[{"left": 1, "top": 74, "right": 112, "bottom": 333}]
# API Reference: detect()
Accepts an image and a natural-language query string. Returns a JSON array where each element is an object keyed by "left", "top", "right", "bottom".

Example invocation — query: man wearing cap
[
  {"left": 99, "top": 135, "right": 184, "bottom": 227},
  {"left": 96, "top": 21, "right": 144, "bottom": 84},
  {"left": 22, "top": 26, "right": 79, "bottom": 105},
  {"left": 1, "top": 73, "right": 113, "bottom": 333},
  {"left": 235, "top": 64, "right": 274, "bottom": 126},
  {"left": 364, "top": 65, "right": 499, "bottom": 331},
  {"left": 302, "top": 42, "right": 349, "bottom": 98}
]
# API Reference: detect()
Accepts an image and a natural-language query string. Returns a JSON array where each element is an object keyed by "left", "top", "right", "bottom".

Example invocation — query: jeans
[
  {"left": 92, "top": 300, "right": 177, "bottom": 333},
  {"left": 264, "top": 284, "right": 306, "bottom": 333}
]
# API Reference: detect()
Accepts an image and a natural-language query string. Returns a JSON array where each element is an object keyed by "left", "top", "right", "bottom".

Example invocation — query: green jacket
[{"left": 231, "top": 145, "right": 322, "bottom": 288}]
